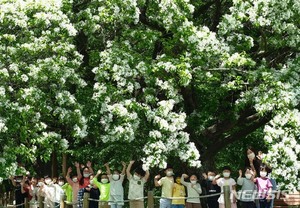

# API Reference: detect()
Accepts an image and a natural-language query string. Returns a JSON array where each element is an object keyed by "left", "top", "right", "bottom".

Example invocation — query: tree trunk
[
  {"left": 62, "top": 153, "right": 67, "bottom": 177},
  {"left": 51, "top": 151, "right": 58, "bottom": 177}
]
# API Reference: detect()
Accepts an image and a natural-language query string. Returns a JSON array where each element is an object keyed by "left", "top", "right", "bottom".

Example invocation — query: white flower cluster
[
  {"left": 155, "top": 56, "right": 193, "bottom": 87},
  {"left": 76, "top": 0, "right": 141, "bottom": 37},
  {"left": 148, "top": 0, "right": 194, "bottom": 30},
  {"left": 142, "top": 100, "right": 201, "bottom": 170},
  {"left": 219, "top": 0, "right": 299, "bottom": 50},
  {"left": 263, "top": 109, "right": 300, "bottom": 191},
  {"left": 99, "top": 101, "right": 140, "bottom": 143},
  {"left": 0, "top": 0, "right": 88, "bottom": 179},
  {"left": 91, "top": 39, "right": 201, "bottom": 170},
  {"left": 236, "top": 58, "right": 300, "bottom": 115},
  {"left": 0, "top": 145, "right": 18, "bottom": 181},
  {"left": 177, "top": 19, "right": 230, "bottom": 66},
  {"left": 0, "top": 118, "right": 8, "bottom": 133}
]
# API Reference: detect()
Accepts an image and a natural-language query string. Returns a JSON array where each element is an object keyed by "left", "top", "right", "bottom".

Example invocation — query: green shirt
[
  {"left": 93, "top": 178, "right": 110, "bottom": 201},
  {"left": 62, "top": 183, "right": 73, "bottom": 202}
]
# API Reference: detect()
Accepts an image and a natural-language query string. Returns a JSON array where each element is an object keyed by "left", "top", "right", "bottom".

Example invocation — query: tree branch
[
  {"left": 139, "top": 0, "right": 169, "bottom": 35},
  {"left": 202, "top": 107, "right": 258, "bottom": 140},
  {"left": 200, "top": 112, "right": 272, "bottom": 161},
  {"left": 211, "top": 0, "right": 222, "bottom": 32},
  {"left": 139, "top": 0, "right": 173, "bottom": 59}
]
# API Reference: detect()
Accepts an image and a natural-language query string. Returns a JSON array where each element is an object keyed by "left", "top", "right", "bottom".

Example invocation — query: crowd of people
[{"left": 6, "top": 147, "right": 276, "bottom": 208}]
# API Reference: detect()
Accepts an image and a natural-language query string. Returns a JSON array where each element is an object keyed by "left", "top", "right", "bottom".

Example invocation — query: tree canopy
[{"left": 0, "top": 0, "right": 299, "bottom": 190}]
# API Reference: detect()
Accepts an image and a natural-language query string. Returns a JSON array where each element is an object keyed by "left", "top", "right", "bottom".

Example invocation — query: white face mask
[
  {"left": 112, "top": 174, "right": 119, "bottom": 181},
  {"left": 208, "top": 176, "right": 215, "bottom": 181},
  {"left": 260, "top": 171, "right": 267, "bottom": 177},
  {"left": 247, "top": 152, "right": 255, "bottom": 160},
  {"left": 101, "top": 178, "right": 108, "bottom": 184},
  {"left": 190, "top": 180, "right": 197, "bottom": 185},
  {"left": 83, "top": 173, "right": 90, "bottom": 178},
  {"left": 72, "top": 178, "right": 78, "bottom": 183},
  {"left": 45, "top": 179, "right": 52, "bottom": 185},
  {"left": 166, "top": 171, "right": 173, "bottom": 177},
  {"left": 223, "top": 172, "right": 230, "bottom": 178},
  {"left": 133, "top": 174, "right": 141, "bottom": 181},
  {"left": 58, "top": 181, "right": 64, "bottom": 186},
  {"left": 245, "top": 174, "right": 252, "bottom": 180}
]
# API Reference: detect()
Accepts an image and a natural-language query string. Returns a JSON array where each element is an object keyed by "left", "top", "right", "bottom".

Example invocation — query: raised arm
[
  {"left": 126, "top": 161, "right": 134, "bottom": 178},
  {"left": 93, "top": 170, "right": 102, "bottom": 187},
  {"left": 180, "top": 174, "right": 189, "bottom": 186},
  {"left": 121, "top": 161, "right": 126, "bottom": 175},
  {"left": 212, "top": 174, "right": 221, "bottom": 185},
  {"left": 237, "top": 170, "right": 244, "bottom": 186},
  {"left": 144, "top": 170, "right": 150, "bottom": 181},
  {"left": 94, "top": 169, "right": 102, "bottom": 178},
  {"left": 66, "top": 167, "right": 74, "bottom": 186},
  {"left": 154, "top": 174, "right": 161, "bottom": 187},
  {"left": 104, "top": 163, "right": 111, "bottom": 175},
  {"left": 75, "top": 162, "right": 82, "bottom": 180}
]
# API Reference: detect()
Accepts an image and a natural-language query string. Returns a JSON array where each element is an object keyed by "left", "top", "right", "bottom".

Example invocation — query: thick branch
[
  {"left": 202, "top": 107, "right": 258, "bottom": 140},
  {"left": 211, "top": 0, "right": 222, "bottom": 31},
  {"left": 139, "top": 0, "right": 173, "bottom": 59},
  {"left": 200, "top": 112, "right": 272, "bottom": 161}
]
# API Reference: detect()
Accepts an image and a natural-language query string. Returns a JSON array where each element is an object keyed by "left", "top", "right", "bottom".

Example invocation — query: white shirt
[
  {"left": 128, "top": 175, "right": 146, "bottom": 201},
  {"left": 108, "top": 174, "right": 124, "bottom": 205},
  {"left": 180, "top": 176, "right": 202, "bottom": 203},
  {"left": 216, "top": 178, "right": 236, "bottom": 204}
]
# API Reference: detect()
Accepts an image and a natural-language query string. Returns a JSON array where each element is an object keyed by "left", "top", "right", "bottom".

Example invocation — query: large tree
[{"left": 0, "top": 0, "right": 299, "bottom": 190}]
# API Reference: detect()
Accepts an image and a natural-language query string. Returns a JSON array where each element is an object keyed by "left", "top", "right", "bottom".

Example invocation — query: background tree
[{"left": 0, "top": 0, "right": 299, "bottom": 191}]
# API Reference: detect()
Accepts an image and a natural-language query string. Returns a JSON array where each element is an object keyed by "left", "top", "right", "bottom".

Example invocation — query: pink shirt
[
  {"left": 256, "top": 177, "right": 272, "bottom": 198},
  {"left": 66, "top": 177, "right": 79, "bottom": 203}
]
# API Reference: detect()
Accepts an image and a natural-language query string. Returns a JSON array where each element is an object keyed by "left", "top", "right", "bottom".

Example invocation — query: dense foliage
[{"left": 0, "top": 0, "right": 299, "bottom": 190}]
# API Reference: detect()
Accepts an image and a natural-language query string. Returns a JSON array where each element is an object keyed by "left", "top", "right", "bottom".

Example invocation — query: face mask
[
  {"left": 112, "top": 174, "right": 119, "bottom": 181},
  {"left": 208, "top": 176, "right": 215, "bottom": 181},
  {"left": 166, "top": 171, "right": 173, "bottom": 177},
  {"left": 223, "top": 172, "right": 230, "bottom": 178},
  {"left": 72, "top": 178, "right": 78, "bottom": 183},
  {"left": 15, "top": 180, "right": 22, "bottom": 183},
  {"left": 190, "top": 180, "right": 197, "bottom": 185},
  {"left": 83, "top": 173, "right": 90, "bottom": 178},
  {"left": 247, "top": 152, "right": 255, "bottom": 160},
  {"left": 37, "top": 182, "right": 43, "bottom": 187},
  {"left": 45, "top": 179, "right": 52, "bottom": 185},
  {"left": 260, "top": 171, "right": 267, "bottom": 177},
  {"left": 58, "top": 181, "right": 64, "bottom": 186},
  {"left": 176, "top": 179, "right": 181, "bottom": 184},
  {"left": 101, "top": 178, "right": 108, "bottom": 184},
  {"left": 133, "top": 174, "right": 141, "bottom": 181},
  {"left": 245, "top": 174, "right": 252, "bottom": 180}
]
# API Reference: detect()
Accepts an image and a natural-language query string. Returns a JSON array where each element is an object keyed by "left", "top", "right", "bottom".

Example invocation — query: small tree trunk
[
  {"left": 62, "top": 153, "right": 67, "bottom": 177},
  {"left": 51, "top": 151, "right": 58, "bottom": 177}
]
